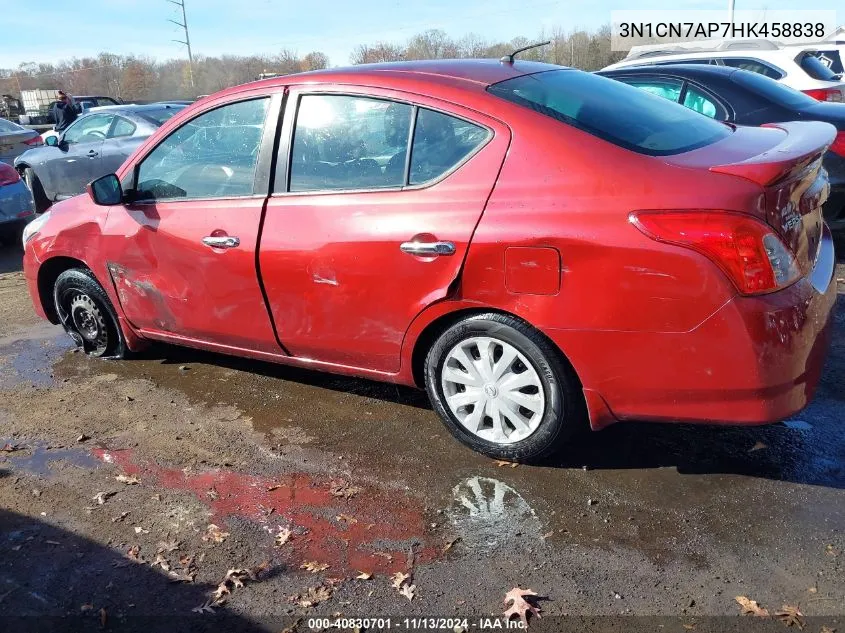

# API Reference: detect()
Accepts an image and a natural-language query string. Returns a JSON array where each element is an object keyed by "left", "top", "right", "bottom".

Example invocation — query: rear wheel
[
  {"left": 22, "top": 168, "right": 51, "bottom": 214},
  {"left": 424, "top": 313, "right": 584, "bottom": 462},
  {"left": 53, "top": 269, "right": 125, "bottom": 358}
]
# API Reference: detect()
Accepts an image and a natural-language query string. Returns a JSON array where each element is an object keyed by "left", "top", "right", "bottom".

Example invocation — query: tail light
[
  {"left": 802, "top": 88, "right": 843, "bottom": 102},
  {"left": 0, "top": 164, "right": 21, "bottom": 187},
  {"left": 830, "top": 131, "right": 845, "bottom": 157},
  {"left": 23, "top": 136, "right": 43, "bottom": 147},
  {"left": 630, "top": 211, "right": 801, "bottom": 295}
]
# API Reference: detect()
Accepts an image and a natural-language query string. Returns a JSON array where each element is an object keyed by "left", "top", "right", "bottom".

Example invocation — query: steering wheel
[{"left": 87, "top": 130, "right": 106, "bottom": 139}]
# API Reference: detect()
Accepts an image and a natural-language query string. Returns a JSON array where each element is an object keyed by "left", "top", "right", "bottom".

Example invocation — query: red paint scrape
[{"left": 93, "top": 448, "right": 436, "bottom": 576}]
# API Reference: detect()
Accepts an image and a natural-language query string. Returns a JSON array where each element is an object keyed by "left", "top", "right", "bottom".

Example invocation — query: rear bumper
[
  {"left": 547, "top": 226, "right": 837, "bottom": 429},
  {"left": 0, "top": 180, "right": 35, "bottom": 233}
]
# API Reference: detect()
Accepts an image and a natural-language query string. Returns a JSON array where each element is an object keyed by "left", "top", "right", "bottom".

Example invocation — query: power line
[{"left": 167, "top": 0, "right": 194, "bottom": 88}]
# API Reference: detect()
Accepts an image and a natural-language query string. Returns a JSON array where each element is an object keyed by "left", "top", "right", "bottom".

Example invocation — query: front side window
[
  {"left": 63, "top": 114, "right": 115, "bottom": 145},
  {"left": 619, "top": 78, "right": 683, "bottom": 102},
  {"left": 135, "top": 97, "right": 269, "bottom": 201},
  {"left": 409, "top": 109, "right": 488, "bottom": 185},
  {"left": 489, "top": 70, "right": 731, "bottom": 156},
  {"left": 289, "top": 95, "right": 413, "bottom": 192}
]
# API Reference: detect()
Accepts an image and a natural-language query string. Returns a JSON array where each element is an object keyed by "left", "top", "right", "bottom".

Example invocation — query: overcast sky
[{"left": 2, "top": 0, "right": 840, "bottom": 69}]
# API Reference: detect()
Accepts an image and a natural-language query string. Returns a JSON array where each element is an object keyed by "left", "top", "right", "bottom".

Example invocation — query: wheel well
[
  {"left": 37, "top": 257, "right": 89, "bottom": 324},
  {"left": 409, "top": 307, "right": 584, "bottom": 392},
  {"left": 16, "top": 163, "right": 30, "bottom": 175}
]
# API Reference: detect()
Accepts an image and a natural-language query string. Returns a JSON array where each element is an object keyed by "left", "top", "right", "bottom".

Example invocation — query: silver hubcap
[{"left": 441, "top": 336, "right": 546, "bottom": 444}]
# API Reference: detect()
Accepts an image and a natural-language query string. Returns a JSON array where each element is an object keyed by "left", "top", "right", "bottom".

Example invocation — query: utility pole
[
  {"left": 728, "top": 0, "right": 735, "bottom": 26},
  {"left": 167, "top": 0, "right": 194, "bottom": 90}
]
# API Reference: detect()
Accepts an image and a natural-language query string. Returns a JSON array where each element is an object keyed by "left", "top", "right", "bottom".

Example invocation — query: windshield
[
  {"left": 488, "top": 70, "right": 732, "bottom": 156},
  {"left": 139, "top": 106, "right": 186, "bottom": 126},
  {"left": 731, "top": 68, "right": 820, "bottom": 109}
]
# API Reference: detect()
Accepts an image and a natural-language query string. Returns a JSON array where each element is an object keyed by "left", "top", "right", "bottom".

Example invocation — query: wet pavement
[{"left": 0, "top": 243, "right": 843, "bottom": 631}]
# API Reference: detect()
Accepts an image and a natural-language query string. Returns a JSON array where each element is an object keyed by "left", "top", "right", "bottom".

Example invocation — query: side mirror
[
  {"left": 87, "top": 174, "right": 123, "bottom": 206},
  {"left": 44, "top": 135, "right": 59, "bottom": 147}
]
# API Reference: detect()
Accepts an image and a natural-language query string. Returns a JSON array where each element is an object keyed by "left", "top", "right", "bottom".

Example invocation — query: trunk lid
[{"left": 669, "top": 121, "right": 836, "bottom": 274}]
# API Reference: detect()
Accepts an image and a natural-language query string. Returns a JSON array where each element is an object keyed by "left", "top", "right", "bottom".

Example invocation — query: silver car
[
  {"left": 0, "top": 117, "right": 42, "bottom": 165},
  {"left": 0, "top": 161, "right": 35, "bottom": 244}
]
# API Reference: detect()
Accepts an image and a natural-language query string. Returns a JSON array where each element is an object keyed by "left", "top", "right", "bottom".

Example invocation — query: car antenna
[{"left": 500, "top": 40, "right": 551, "bottom": 64}]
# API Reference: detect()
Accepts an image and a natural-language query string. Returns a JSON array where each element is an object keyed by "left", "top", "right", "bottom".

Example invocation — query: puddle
[
  {"left": 0, "top": 438, "right": 102, "bottom": 477},
  {"left": 447, "top": 476, "right": 542, "bottom": 550},
  {"left": 93, "top": 448, "right": 438, "bottom": 576},
  {"left": 0, "top": 331, "right": 73, "bottom": 389},
  {"left": 783, "top": 419, "right": 813, "bottom": 431}
]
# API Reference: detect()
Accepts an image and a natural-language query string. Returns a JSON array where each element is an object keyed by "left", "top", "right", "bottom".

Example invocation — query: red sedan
[{"left": 21, "top": 60, "right": 837, "bottom": 462}]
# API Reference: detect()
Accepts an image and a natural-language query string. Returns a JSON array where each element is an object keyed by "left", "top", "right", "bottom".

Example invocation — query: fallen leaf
[
  {"left": 443, "top": 536, "right": 461, "bottom": 552},
  {"left": 111, "top": 512, "right": 130, "bottom": 523},
  {"left": 399, "top": 583, "right": 416, "bottom": 601},
  {"left": 775, "top": 605, "right": 804, "bottom": 629},
  {"left": 126, "top": 545, "right": 142, "bottom": 562},
  {"left": 274, "top": 527, "right": 292, "bottom": 547},
  {"left": 151, "top": 553, "right": 171, "bottom": 572},
  {"left": 391, "top": 572, "right": 410, "bottom": 590},
  {"left": 267, "top": 484, "right": 281, "bottom": 491},
  {"left": 156, "top": 539, "right": 179, "bottom": 553},
  {"left": 820, "top": 627, "right": 836, "bottom": 633},
  {"left": 191, "top": 599, "right": 215, "bottom": 614},
  {"left": 76, "top": 434, "right": 89, "bottom": 443},
  {"left": 206, "top": 488, "right": 219, "bottom": 500},
  {"left": 300, "top": 561, "right": 329, "bottom": 573},
  {"left": 330, "top": 480, "right": 361, "bottom": 499},
  {"left": 0, "top": 443, "right": 23, "bottom": 452},
  {"left": 92, "top": 491, "right": 115, "bottom": 505},
  {"left": 749, "top": 441, "right": 768, "bottom": 452},
  {"left": 178, "top": 553, "right": 194, "bottom": 567},
  {"left": 202, "top": 524, "right": 229, "bottom": 544},
  {"left": 168, "top": 568, "right": 196, "bottom": 583},
  {"left": 292, "top": 585, "right": 332, "bottom": 608},
  {"left": 494, "top": 460, "right": 519, "bottom": 468},
  {"left": 336, "top": 513, "right": 358, "bottom": 524},
  {"left": 541, "top": 531, "right": 554, "bottom": 540},
  {"left": 735, "top": 596, "right": 769, "bottom": 617},
  {"left": 80, "top": 603, "right": 94, "bottom": 612},
  {"left": 115, "top": 474, "right": 140, "bottom": 485},
  {"left": 808, "top": 586, "right": 817, "bottom": 594},
  {"left": 355, "top": 571, "right": 372, "bottom": 580},
  {"left": 134, "top": 526, "right": 149, "bottom": 535},
  {"left": 100, "top": 607, "right": 107, "bottom": 628},
  {"left": 503, "top": 587, "right": 542, "bottom": 627},
  {"left": 682, "top": 625, "right": 696, "bottom": 631},
  {"left": 826, "top": 544, "right": 840, "bottom": 557},
  {"left": 248, "top": 560, "right": 271, "bottom": 581}
]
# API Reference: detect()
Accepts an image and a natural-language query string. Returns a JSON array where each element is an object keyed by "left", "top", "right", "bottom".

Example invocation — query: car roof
[
  {"left": 86, "top": 103, "right": 187, "bottom": 115},
  {"left": 242, "top": 59, "right": 565, "bottom": 92}
]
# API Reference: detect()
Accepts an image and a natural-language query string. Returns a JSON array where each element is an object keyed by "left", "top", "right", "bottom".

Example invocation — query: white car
[{"left": 604, "top": 39, "right": 845, "bottom": 102}]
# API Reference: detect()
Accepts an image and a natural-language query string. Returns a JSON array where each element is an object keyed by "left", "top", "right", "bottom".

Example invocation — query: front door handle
[
  {"left": 202, "top": 236, "right": 240, "bottom": 249},
  {"left": 87, "top": 150, "right": 98, "bottom": 158},
  {"left": 400, "top": 240, "right": 456, "bottom": 256}
]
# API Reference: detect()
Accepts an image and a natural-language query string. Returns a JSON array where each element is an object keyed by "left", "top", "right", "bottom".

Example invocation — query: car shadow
[
  {"left": 0, "top": 505, "right": 277, "bottom": 631},
  {"left": 0, "top": 244, "right": 23, "bottom": 274}
]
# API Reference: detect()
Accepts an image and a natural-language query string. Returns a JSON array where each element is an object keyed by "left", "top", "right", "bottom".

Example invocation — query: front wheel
[
  {"left": 424, "top": 313, "right": 584, "bottom": 462},
  {"left": 53, "top": 268, "right": 125, "bottom": 358}
]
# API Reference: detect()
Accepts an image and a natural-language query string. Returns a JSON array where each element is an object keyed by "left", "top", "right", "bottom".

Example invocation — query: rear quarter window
[
  {"left": 488, "top": 70, "right": 732, "bottom": 156},
  {"left": 797, "top": 52, "right": 839, "bottom": 81}
]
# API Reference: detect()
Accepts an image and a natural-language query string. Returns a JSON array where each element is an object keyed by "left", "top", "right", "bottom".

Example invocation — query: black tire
[
  {"left": 53, "top": 268, "right": 126, "bottom": 359},
  {"left": 22, "top": 167, "right": 51, "bottom": 214},
  {"left": 424, "top": 313, "right": 584, "bottom": 462}
]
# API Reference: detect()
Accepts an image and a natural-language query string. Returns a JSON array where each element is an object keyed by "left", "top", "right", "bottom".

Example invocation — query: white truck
[{"left": 18, "top": 89, "right": 61, "bottom": 126}]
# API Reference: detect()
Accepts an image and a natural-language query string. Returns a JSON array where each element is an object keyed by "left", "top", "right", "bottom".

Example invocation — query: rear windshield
[
  {"left": 488, "top": 70, "right": 732, "bottom": 156},
  {"left": 0, "top": 118, "right": 25, "bottom": 133},
  {"left": 798, "top": 53, "right": 839, "bottom": 81},
  {"left": 731, "top": 68, "right": 819, "bottom": 109},
  {"left": 139, "top": 106, "right": 185, "bottom": 126}
]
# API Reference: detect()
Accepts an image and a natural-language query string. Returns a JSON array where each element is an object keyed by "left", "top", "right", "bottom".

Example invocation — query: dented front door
[{"left": 101, "top": 92, "right": 283, "bottom": 354}]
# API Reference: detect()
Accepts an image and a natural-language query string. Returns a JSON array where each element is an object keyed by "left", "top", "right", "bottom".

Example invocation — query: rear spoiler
[{"left": 709, "top": 121, "right": 836, "bottom": 186}]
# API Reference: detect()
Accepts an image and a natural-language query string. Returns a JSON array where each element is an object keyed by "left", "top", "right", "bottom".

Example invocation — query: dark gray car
[{"left": 14, "top": 104, "right": 185, "bottom": 212}]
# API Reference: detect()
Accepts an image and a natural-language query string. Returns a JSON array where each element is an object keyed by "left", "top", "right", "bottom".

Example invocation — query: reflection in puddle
[
  {"left": 0, "top": 437, "right": 102, "bottom": 477},
  {"left": 448, "top": 476, "right": 542, "bottom": 550}
]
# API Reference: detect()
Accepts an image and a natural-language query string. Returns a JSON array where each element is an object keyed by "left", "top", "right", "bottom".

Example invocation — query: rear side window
[
  {"left": 682, "top": 86, "right": 721, "bottom": 119},
  {"left": 409, "top": 109, "right": 488, "bottom": 185},
  {"left": 721, "top": 58, "right": 784, "bottom": 79},
  {"left": 488, "top": 70, "right": 731, "bottom": 156},
  {"left": 797, "top": 52, "right": 839, "bottom": 81},
  {"left": 109, "top": 116, "right": 136, "bottom": 138},
  {"left": 621, "top": 78, "right": 683, "bottom": 102}
]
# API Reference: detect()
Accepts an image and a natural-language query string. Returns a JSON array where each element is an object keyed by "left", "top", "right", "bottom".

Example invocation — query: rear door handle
[
  {"left": 400, "top": 240, "right": 456, "bottom": 256},
  {"left": 87, "top": 150, "right": 98, "bottom": 157},
  {"left": 202, "top": 236, "right": 240, "bottom": 249}
]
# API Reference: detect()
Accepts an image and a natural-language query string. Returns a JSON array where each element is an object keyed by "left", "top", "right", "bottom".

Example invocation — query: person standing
[{"left": 51, "top": 91, "right": 77, "bottom": 132}]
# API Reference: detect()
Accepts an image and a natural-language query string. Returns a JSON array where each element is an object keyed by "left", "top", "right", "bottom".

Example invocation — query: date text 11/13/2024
[{"left": 307, "top": 618, "right": 527, "bottom": 630}]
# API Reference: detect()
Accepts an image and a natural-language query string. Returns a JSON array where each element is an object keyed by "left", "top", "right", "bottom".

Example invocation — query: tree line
[{"left": 0, "top": 26, "right": 623, "bottom": 103}]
